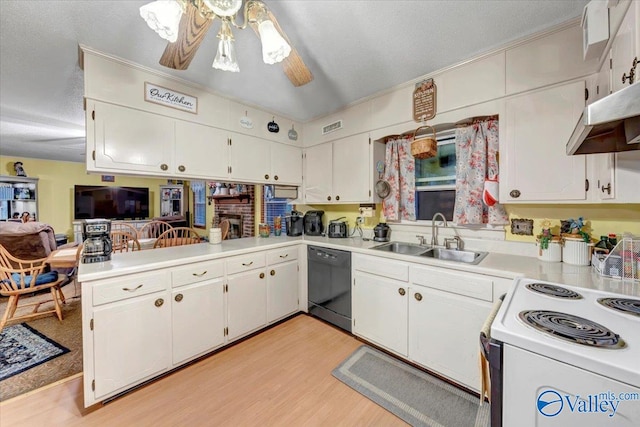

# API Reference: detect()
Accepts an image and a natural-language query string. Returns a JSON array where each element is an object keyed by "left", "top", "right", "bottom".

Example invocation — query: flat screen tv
[{"left": 74, "top": 185, "right": 150, "bottom": 220}]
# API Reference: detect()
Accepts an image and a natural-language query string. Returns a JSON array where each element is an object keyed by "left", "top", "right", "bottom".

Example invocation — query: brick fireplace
[{"left": 212, "top": 185, "right": 255, "bottom": 238}]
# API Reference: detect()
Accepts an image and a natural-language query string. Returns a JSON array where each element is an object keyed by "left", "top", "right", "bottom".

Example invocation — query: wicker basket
[{"left": 411, "top": 125, "right": 437, "bottom": 159}]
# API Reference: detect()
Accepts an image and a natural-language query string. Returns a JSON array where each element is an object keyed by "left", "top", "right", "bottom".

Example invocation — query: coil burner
[
  {"left": 519, "top": 310, "right": 625, "bottom": 349},
  {"left": 525, "top": 283, "right": 583, "bottom": 299},
  {"left": 597, "top": 298, "right": 640, "bottom": 318}
]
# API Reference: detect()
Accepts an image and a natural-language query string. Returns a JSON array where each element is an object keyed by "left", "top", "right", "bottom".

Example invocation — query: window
[
  {"left": 263, "top": 185, "right": 292, "bottom": 233},
  {"left": 415, "top": 131, "right": 456, "bottom": 221},
  {"left": 191, "top": 181, "right": 206, "bottom": 228}
]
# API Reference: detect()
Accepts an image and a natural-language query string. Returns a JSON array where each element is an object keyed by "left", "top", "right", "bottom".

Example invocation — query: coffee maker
[
  {"left": 303, "top": 210, "right": 324, "bottom": 236},
  {"left": 285, "top": 210, "right": 304, "bottom": 236},
  {"left": 81, "top": 219, "right": 112, "bottom": 263}
]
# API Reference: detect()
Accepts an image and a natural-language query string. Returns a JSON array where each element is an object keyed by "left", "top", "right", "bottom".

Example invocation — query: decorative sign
[
  {"left": 239, "top": 115, "right": 254, "bottom": 129},
  {"left": 144, "top": 82, "right": 197, "bottom": 114},
  {"left": 267, "top": 119, "right": 280, "bottom": 133},
  {"left": 413, "top": 78, "right": 437, "bottom": 122},
  {"left": 288, "top": 125, "right": 298, "bottom": 141}
]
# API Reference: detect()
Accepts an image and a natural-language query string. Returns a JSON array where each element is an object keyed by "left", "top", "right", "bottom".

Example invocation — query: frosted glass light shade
[
  {"left": 139, "top": 0, "right": 183, "bottom": 43},
  {"left": 258, "top": 20, "right": 291, "bottom": 64},
  {"left": 203, "top": 0, "right": 242, "bottom": 17},
  {"left": 212, "top": 38, "right": 240, "bottom": 72}
]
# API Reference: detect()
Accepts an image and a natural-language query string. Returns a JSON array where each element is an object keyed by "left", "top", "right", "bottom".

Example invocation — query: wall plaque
[
  {"left": 413, "top": 78, "right": 437, "bottom": 122},
  {"left": 144, "top": 82, "right": 197, "bottom": 114}
]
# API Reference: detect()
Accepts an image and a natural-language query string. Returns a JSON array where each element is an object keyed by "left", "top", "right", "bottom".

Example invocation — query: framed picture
[{"left": 144, "top": 82, "right": 198, "bottom": 114}]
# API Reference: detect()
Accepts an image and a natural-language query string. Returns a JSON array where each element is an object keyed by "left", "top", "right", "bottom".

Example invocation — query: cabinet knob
[
  {"left": 327, "top": 196, "right": 332, "bottom": 201},
  {"left": 259, "top": 272, "right": 265, "bottom": 279},
  {"left": 265, "top": 174, "right": 270, "bottom": 180},
  {"left": 178, "top": 165, "right": 186, "bottom": 172},
  {"left": 335, "top": 195, "right": 340, "bottom": 201},
  {"left": 270, "top": 270, "right": 275, "bottom": 276},
  {"left": 274, "top": 175, "right": 279, "bottom": 181},
  {"left": 175, "top": 293, "right": 183, "bottom": 302},
  {"left": 601, "top": 183, "right": 611, "bottom": 195},
  {"left": 155, "top": 298, "right": 164, "bottom": 307},
  {"left": 398, "top": 288, "right": 406, "bottom": 296},
  {"left": 160, "top": 164, "right": 168, "bottom": 171},
  {"left": 509, "top": 189, "right": 521, "bottom": 198},
  {"left": 414, "top": 293, "right": 423, "bottom": 301}
]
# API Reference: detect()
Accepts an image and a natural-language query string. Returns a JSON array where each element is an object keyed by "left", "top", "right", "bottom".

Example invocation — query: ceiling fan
[{"left": 140, "top": 0, "right": 313, "bottom": 87}]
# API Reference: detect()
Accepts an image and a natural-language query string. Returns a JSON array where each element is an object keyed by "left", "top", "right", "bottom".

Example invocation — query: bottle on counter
[
  {"left": 594, "top": 236, "right": 613, "bottom": 253},
  {"left": 608, "top": 233, "right": 618, "bottom": 248}
]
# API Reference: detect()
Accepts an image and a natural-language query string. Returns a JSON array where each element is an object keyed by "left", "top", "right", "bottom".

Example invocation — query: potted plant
[{"left": 536, "top": 219, "right": 561, "bottom": 262}]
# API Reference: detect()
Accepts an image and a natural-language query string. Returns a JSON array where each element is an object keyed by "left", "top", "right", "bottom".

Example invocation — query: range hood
[{"left": 566, "top": 83, "right": 640, "bottom": 155}]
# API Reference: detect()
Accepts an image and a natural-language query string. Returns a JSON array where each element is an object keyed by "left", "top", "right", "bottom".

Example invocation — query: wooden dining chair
[
  {"left": 219, "top": 219, "right": 230, "bottom": 240},
  {"left": 138, "top": 220, "right": 172, "bottom": 239},
  {"left": 111, "top": 231, "right": 141, "bottom": 253},
  {"left": 0, "top": 244, "right": 66, "bottom": 331},
  {"left": 153, "top": 227, "right": 201, "bottom": 248},
  {"left": 111, "top": 222, "right": 138, "bottom": 237}
]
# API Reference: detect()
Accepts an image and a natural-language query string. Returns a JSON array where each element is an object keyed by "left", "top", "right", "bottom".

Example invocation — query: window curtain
[
  {"left": 191, "top": 180, "right": 206, "bottom": 227},
  {"left": 382, "top": 137, "right": 416, "bottom": 221},
  {"left": 453, "top": 119, "right": 508, "bottom": 225}
]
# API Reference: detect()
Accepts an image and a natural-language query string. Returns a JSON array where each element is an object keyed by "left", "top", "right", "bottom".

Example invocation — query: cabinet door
[
  {"left": 227, "top": 269, "right": 267, "bottom": 341},
  {"left": 267, "top": 261, "right": 299, "bottom": 323},
  {"left": 502, "top": 81, "right": 586, "bottom": 202},
  {"left": 610, "top": 1, "right": 638, "bottom": 93},
  {"left": 92, "top": 291, "right": 171, "bottom": 399},
  {"left": 588, "top": 153, "right": 615, "bottom": 201},
  {"left": 304, "top": 143, "right": 333, "bottom": 203},
  {"left": 93, "top": 102, "right": 174, "bottom": 174},
  {"left": 352, "top": 272, "right": 408, "bottom": 356},
  {"left": 229, "top": 133, "right": 270, "bottom": 183},
  {"left": 172, "top": 279, "right": 225, "bottom": 365},
  {"left": 333, "top": 134, "right": 371, "bottom": 203},
  {"left": 271, "top": 143, "right": 302, "bottom": 185},
  {"left": 174, "top": 121, "right": 229, "bottom": 179},
  {"left": 408, "top": 285, "right": 491, "bottom": 392}
]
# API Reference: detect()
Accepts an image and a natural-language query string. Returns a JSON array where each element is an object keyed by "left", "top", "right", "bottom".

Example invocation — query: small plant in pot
[{"left": 564, "top": 217, "right": 591, "bottom": 243}]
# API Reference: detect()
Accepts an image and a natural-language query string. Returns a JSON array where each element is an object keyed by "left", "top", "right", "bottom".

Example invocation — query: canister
[
  {"left": 536, "top": 240, "right": 562, "bottom": 262},
  {"left": 562, "top": 237, "right": 591, "bottom": 266},
  {"left": 209, "top": 227, "right": 222, "bottom": 244}
]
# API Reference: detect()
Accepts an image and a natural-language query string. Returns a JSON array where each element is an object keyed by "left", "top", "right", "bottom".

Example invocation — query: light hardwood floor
[{"left": 0, "top": 314, "right": 407, "bottom": 426}]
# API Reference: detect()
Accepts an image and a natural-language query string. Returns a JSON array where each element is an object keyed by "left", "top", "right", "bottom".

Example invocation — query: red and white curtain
[{"left": 382, "top": 137, "right": 416, "bottom": 221}]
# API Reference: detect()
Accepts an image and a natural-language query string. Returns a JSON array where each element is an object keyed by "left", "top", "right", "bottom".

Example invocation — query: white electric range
[{"left": 489, "top": 277, "right": 640, "bottom": 427}]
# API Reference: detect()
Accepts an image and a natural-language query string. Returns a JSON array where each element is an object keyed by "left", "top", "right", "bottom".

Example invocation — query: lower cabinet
[
  {"left": 227, "top": 268, "right": 268, "bottom": 340},
  {"left": 92, "top": 290, "right": 172, "bottom": 400},
  {"left": 267, "top": 261, "right": 299, "bottom": 323}
]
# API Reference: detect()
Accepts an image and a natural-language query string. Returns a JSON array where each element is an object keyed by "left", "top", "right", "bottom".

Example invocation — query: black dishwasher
[{"left": 307, "top": 246, "right": 352, "bottom": 332}]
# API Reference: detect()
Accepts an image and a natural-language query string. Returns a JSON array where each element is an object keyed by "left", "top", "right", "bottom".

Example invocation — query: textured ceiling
[{"left": 0, "top": 0, "right": 589, "bottom": 163}]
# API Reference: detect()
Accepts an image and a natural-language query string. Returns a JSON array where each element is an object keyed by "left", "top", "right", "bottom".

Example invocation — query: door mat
[
  {"left": 332, "top": 345, "right": 489, "bottom": 427},
  {"left": 0, "top": 323, "right": 70, "bottom": 381}
]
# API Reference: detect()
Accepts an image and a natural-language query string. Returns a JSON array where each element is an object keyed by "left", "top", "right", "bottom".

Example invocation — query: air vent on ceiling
[{"left": 322, "top": 120, "right": 343, "bottom": 135}]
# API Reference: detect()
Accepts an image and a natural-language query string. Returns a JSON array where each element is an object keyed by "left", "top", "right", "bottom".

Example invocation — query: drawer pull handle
[
  {"left": 155, "top": 298, "right": 164, "bottom": 307},
  {"left": 192, "top": 271, "right": 207, "bottom": 277},
  {"left": 242, "top": 261, "right": 254, "bottom": 267},
  {"left": 259, "top": 272, "right": 265, "bottom": 279},
  {"left": 123, "top": 284, "right": 143, "bottom": 292},
  {"left": 270, "top": 270, "right": 275, "bottom": 276},
  {"left": 414, "top": 293, "right": 423, "bottom": 301},
  {"left": 279, "top": 254, "right": 288, "bottom": 259},
  {"left": 175, "top": 294, "right": 183, "bottom": 302},
  {"left": 398, "top": 288, "right": 406, "bottom": 296}
]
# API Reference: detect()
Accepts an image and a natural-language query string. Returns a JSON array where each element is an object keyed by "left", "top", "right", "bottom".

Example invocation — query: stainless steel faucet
[
  {"left": 431, "top": 212, "right": 448, "bottom": 246},
  {"left": 444, "top": 236, "right": 463, "bottom": 250},
  {"left": 416, "top": 235, "right": 427, "bottom": 245}
]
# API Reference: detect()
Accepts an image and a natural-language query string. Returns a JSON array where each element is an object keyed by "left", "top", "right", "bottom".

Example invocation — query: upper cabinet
[
  {"left": 174, "top": 121, "right": 229, "bottom": 179},
  {"left": 304, "top": 133, "right": 383, "bottom": 204},
  {"left": 500, "top": 80, "right": 587, "bottom": 202},
  {"left": 610, "top": 0, "right": 639, "bottom": 93}
]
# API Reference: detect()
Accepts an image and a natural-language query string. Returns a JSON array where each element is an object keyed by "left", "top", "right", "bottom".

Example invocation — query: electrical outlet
[
  {"left": 356, "top": 217, "right": 364, "bottom": 224},
  {"left": 359, "top": 207, "right": 374, "bottom": 217}
]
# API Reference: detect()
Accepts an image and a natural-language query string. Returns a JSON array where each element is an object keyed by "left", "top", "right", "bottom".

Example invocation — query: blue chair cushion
[{"left": 10, "top": 271, "right": 59, "bottom": 288}]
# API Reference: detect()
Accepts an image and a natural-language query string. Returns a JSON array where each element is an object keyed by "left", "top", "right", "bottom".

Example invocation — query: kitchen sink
[
  {"left": 370, "top": 242, "right": 431, "bottom": 256},
  {"left": 419, "top": 248, "right": 488, "bottom": 265}
]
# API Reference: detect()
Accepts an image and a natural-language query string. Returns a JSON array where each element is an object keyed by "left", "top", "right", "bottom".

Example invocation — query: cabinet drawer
[
  {"left": 226, "top": 252, "right": 266, "bottom": 275},
  {"left": 172, "top": 260, "right": 224, "bottom": 288},
  {"left": 410, "top": 265, "right": 493, "bottom": 302},
  {"left": 93, "top": 271, "right": 170, "bottom": 306},
  {"left": 353, "top": 254, "right": 409, "bottom": 282},
  {"left": 267, "top": 246, "right": 298, "bottom": 265}
]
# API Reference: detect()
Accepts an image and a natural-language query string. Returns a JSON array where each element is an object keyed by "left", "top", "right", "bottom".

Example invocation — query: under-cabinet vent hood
[{"left": 566, "top": 83, "right": 640, "bottom": 155}]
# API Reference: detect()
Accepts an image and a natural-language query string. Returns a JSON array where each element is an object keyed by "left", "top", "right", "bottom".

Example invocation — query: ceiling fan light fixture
[
  {"left": 212, "top": 20, "right": 240, "bottom": 72},
  {"left": 202, "top": 0, "right": 243, "bottom": 17},
  {"left": 258, "top": 20, "right": 291, "bottom": 64},
  {"left": 139, "top": 0, "right": 184, "bottom": 43}
]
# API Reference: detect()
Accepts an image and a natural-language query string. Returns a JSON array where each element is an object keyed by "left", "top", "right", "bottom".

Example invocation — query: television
[{"left": 74, "top": 185, "right": 150, "bottom": 220}]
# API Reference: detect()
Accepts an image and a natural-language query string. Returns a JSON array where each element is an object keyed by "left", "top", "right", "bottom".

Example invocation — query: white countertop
[{"left": 78, "top": 235, "right": 640, "bottom": 297}]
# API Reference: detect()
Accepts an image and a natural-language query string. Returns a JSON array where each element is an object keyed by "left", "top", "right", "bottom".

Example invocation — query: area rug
[
  {"left": 0, "top": 323, "right": 69, "bottom": 381},
  {"left": 332, "top": 345, "right": 489, "bottom": 427}
]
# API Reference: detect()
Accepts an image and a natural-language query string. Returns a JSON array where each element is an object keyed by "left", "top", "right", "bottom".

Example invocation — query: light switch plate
[{"left": 510, "top": 218, "right": 534, "bottom": 236}]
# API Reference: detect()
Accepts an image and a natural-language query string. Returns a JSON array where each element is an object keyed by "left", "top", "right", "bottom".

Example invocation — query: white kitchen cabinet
[
  {"left": 271, "top": 142, "right": 303, "bottom": 185},
  {"left": 225, "top": 252, "right": 268, "bottom": 341},
  {"left": 610, "top": 0, "right": 638, "bottom": 93},
  {"left": 92, "top": 290, "right": 171, "bottom": 400},
  {"left": 501, "top": 80, "right": 587, "bottom": 202},
  {"left": 174, "top": 121, "right": 229, "bottom": 179},
  {"left": 587, "top": 153, "right": 616, "bottom": 201},
  {"left": 304, "top": 133, "right": 379, "bottom": 204},
  {"left": 88, "top": 100, "right": 175, "bottom": 176},
  {"left": 266, "top": 247, "right": 299, "bottom": 323}
]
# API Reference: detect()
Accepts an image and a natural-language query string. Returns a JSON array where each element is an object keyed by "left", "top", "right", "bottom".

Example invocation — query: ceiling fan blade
[
  {"left": 249, "top": 10, "right": 313, "bottom": 87},
  {"left": 159, "top": 2, "right": 214, "bottom": 70}
]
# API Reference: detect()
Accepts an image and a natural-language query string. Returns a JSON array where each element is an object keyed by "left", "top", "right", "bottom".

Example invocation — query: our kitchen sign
[{"left": 144, "top": 82, "right": 198, "bottom": 114}]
